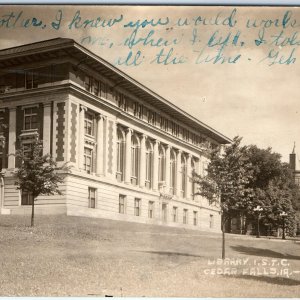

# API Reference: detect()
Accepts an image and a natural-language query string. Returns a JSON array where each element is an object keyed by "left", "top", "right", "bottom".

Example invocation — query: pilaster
[
  {"left": 42, "top": 102, "right": 52, "bottom": 156},
  {"left": 139, "top": 134, "right": 146, "bottom": 188},
  {"left": 8, "top": 107, "right": 16, "bottom": 169},
  {"left": 152, "top": 140, "right": 159, "bottom": 191},
  {"left": 96, "top": 114, "right": 104, "bottom": 176},
  {"left": 176, "top": 149, "right": 182, "bottom": 197},
  {"left": 78, "top": 105, "right": 87, "bottom": 170},
  {"left": 125, "top": 128, "right": 132, "bottom": 184}
]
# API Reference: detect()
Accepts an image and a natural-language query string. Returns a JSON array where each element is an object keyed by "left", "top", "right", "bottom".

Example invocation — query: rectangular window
[
  {"left": 24, "top": 107, "right": 38, "bottom": 130},
  {"left": 88, "top": 187, "right": 96, "bottom": 208},
  {"left": 148, "top": 201, "right": 154, "bottom": 219},
  {"left": 119, "top": 194, "right": 126, "bottom": 214},
  {"left": 93, "top": 79, "right": 99, "bottom": 96},
  {"left": 134, "top": 198, "right": 141, "bottom": 216},
  {"left": 100, "top": 81, "right": 108, "bottom": 98},
  {"left": 25, "top": 70, "right": 39, "bottom": 89},
  {"left": 147, "top": 110, "right": 156, "bottom": 125},
  {"left": 84, "top": 76, "right": 92, "bottom": 92},
  {"left": 84, "top": 147, "right": 93, "bottom": 174},
  {"left": 193, "top": 211, "right": 198, "bottom": 226},
  {"left": 172, "top": 206, "right": 178, "bottom": 222},
  {"left": 117, "top": 93, "right": 128, "bottom": 112},
  {"left": 183, "top": 209, "right": 188, "bottom": 224},
  {"left": 160, "top": 117, "right": 169, "bottom": 132},
  {"left": 210, "top": 214, "right": 214, "bottom": 228},
  {"left": 21, "top": 191, "right": 33, "bottom": 205},
  {"left": 84, "top": 111, "right": 94, "bottom": 136},
  {"left": 134, "top": 102, "right": 143, "bottom": 119},
  {"left": 162, "top": 203, "right": 168, "bottom": 222}
]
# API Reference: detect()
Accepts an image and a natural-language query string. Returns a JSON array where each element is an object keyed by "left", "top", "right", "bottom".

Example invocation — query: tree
[
  {"left": 193, "top": 136, "right": 254, "bottom": 259},
  {"left": 14, "top": 137, "right": 69, "bottom": 227},
  {"left": 246, "top": 146, "right": 299, "bottom": 236}
]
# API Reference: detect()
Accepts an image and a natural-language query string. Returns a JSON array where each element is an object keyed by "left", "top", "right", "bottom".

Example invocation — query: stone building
[{"left": 0, "top": 38, "right": 231, "bottom": 231}]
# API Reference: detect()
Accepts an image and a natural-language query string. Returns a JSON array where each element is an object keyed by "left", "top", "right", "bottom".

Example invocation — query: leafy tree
[
  {"left": 246, "top": 147, "right": 298, "bottom": 236},
  {"left": 14, "top": 137, "right": 69, "bottom": 227},
  {"left": 193, "top": 136, "right": 254, "bottom": 259}
]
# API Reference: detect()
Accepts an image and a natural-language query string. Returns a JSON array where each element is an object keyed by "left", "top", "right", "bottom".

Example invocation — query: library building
[{"left": 0, "top": 38, "right": 231, "bottom": 231}]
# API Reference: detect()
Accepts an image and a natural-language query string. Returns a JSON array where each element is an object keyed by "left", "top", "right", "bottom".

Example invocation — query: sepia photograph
[{"left": 0, "top": 3, "right": 299, "bottom": 297}]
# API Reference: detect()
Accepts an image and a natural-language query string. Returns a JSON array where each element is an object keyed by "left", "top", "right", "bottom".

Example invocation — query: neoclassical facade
[{"left": 0, "top": 38, "right": 231, "bottom": 231}]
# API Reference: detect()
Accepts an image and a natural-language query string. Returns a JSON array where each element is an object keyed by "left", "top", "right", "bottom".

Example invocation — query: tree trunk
[
  {"left": 31, "top": 197, "right": 35, "bottom": 227},
  {"left": 222, "top": 219, "right": 226, "bottom": 259}
]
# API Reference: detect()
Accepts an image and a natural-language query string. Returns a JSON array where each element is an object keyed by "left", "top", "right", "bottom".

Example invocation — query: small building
[{"left": 0, "top": 38, "right": 231, "bottom": 231}]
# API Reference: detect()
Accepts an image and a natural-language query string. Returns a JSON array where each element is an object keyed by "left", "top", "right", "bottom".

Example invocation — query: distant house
[{"left": 0, "top": 38, "right": 231, "bottom": 231}]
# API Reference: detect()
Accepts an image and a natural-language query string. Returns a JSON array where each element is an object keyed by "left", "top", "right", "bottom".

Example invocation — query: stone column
[
  {"left": 165, "top": 145, "right": 170, "bottom": 194},
  {"left": 78, "top": 105, "right": 87, "bottom": 170},
  {"left": 8, "top": 107, "right": 16, "bottom": 169},
  {"left": 43, "top": 102, "right": 52, "bottom": 156},
  {"left": 176, "top": 149, "right": 182, "bottom": 197},
  {"left": 125, "top": 128, "right": 132, "bottom": 184},
  {"left": 96, "top": 114, "right": 104, "bottom": 176},
  {"left": 152, "top": 140, "right": 159, "bottom": 191},
  {"left": 186, "top": 154, "right": 192, "bottom": 199},
  {"left": 139, "top": 134, "right": 146, "bottom": 188}
]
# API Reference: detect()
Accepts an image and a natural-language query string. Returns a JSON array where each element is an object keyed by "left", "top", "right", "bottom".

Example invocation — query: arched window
[
  {"left": 131, "top": 134, "right": 139, "bottom": 185},
  {"left": 116, "top": 128, "right": 125, "bottom": 182},
  {"left": 170, "top": 149, "right": 176, "bottom": 195},
  {"left": 158, "top": 145, "right": 165, "bottom": 182},
  {"left": 181, "top": 154, "right": 187, "bottom": 198},
  {"left": 145, "top": 139, "right": 153, "bottom": 189}
]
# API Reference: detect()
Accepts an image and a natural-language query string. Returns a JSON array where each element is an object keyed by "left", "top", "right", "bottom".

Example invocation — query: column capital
[
  {"left": 97, "top": 113, "right": 107, "bottom": 121},
  {"left": 153, "top": 139, "right": 160, "bottom": 146},
  {"left": 177, "top": 149, "right": 182, "bottom": 154},
  {"left": 125, "top": 127, "right": 133, "bottom": 135},
  {"left": 8, "top": 107, "right": 16, "bottom": 111},
  {"left": 80, "top": 104, "right": 87, "bottom": 112},
  {"left": 43, "top": 102, "right": 52, "bottom": 108}
]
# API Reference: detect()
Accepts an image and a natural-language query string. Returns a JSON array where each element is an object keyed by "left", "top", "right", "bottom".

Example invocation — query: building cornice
[{"left": 0, "top": 38, "right": 232, "bottom": 145}]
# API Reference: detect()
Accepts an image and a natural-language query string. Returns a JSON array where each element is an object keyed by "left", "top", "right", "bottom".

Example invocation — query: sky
[{"left": 0, "top": 5, "right": 299, "bottom": 163}]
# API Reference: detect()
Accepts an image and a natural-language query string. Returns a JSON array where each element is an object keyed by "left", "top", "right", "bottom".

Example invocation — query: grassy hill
[{"left": 0, "top": 215, "right": 299, "bottom": 297}]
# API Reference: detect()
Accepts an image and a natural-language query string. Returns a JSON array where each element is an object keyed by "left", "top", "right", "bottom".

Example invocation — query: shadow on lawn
[
  {"left": 224, "top": 274, "right": 300, "bottom": 286},
  {"left": 137, "top": 250, "right": 202, "bottom": 258},
  {"left": 231, "top": 245, "right": 300, "bottom": 260}
]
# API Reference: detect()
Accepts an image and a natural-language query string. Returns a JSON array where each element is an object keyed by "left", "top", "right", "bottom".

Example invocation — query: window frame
[
  {"left": 23, "top": 107, "right": 38, "bottom": 131},
  {"left": 209, "top": 214, "right": 214, "bottom": 228},
  {"left": 83, "top": 147, "right": 93, "bottom": 174},
  {"left": 88, "top": 187, "right": 96, "bottom": 209},
  {"left": 21, "top": 190, "right": 33, "bottom": 206},
  {"left": 84, "top": 111, "right": 95, "bottom": 137},
  {"left": 134, "top": 198, "right": 141, "bottom": 216},
  {"left": 172, "top": 206, "right": 178, "bottom": 222},
  {"left": 193, "top": 211, "right": 198, "bottom": 226},
  {"left": 116, "top": 129, "right": 125, "bottom": 181},
  {"left": 148, "top": 201, "right": 154, "bottom": 219},
  {"left": 183, "top": 209, "right": 188, "bottom": 224},
  {"left": 119, "top": 194, "right": 126, "bottom": 214}
]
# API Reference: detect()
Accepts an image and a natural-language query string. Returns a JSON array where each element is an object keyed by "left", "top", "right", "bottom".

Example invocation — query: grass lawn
[{"left": 0, "top": 215, "right": 299, "bottom": 297}]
